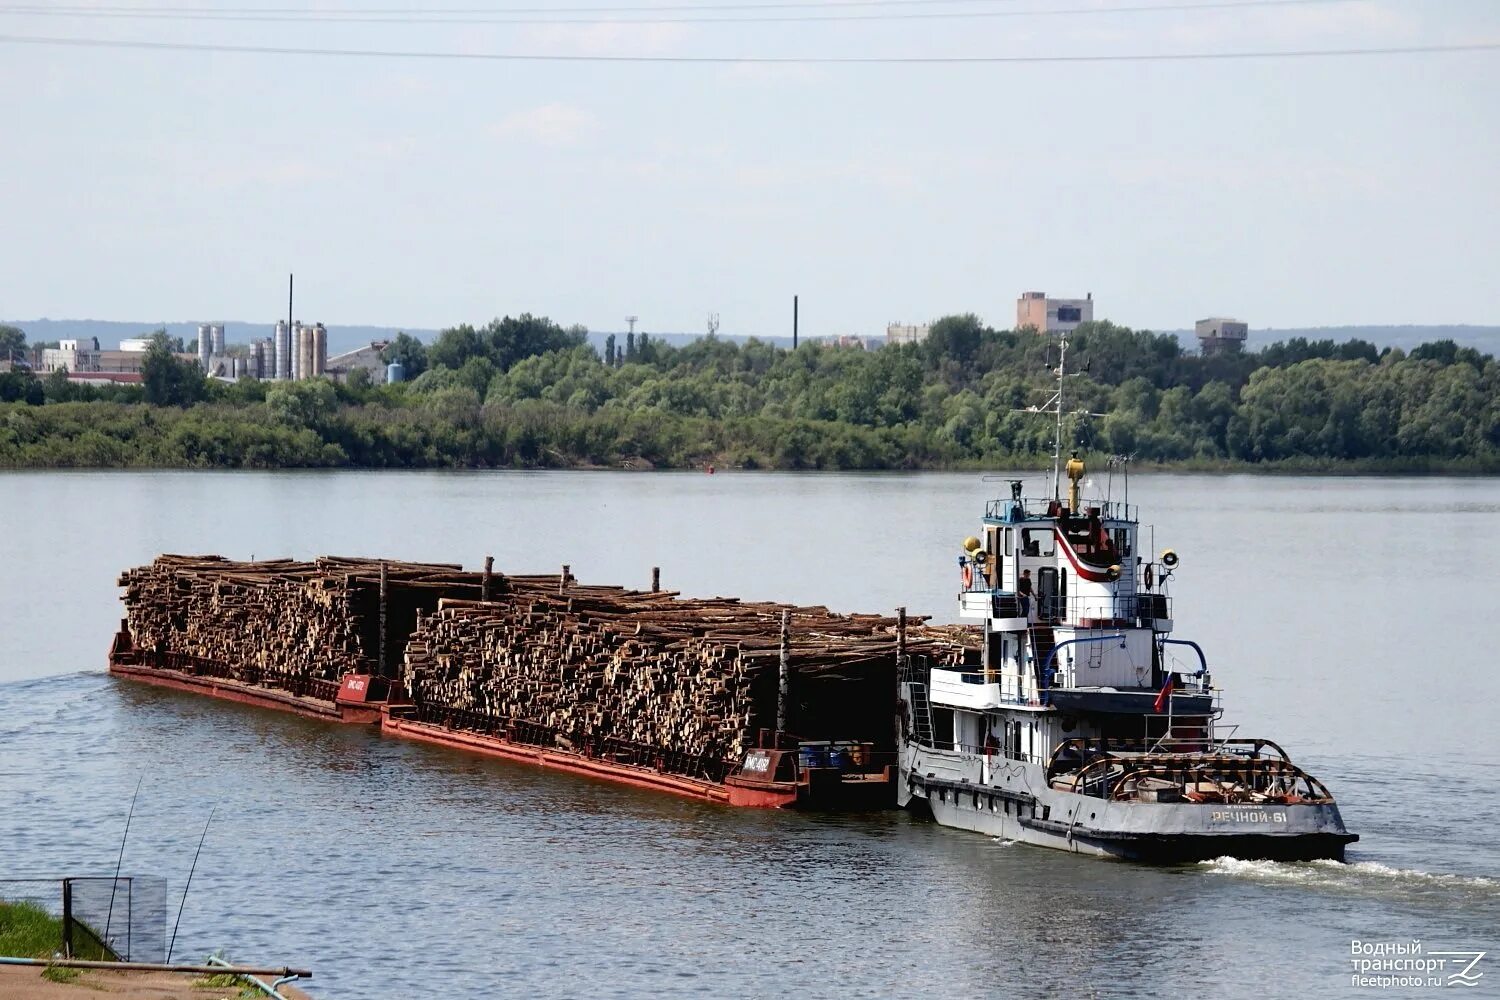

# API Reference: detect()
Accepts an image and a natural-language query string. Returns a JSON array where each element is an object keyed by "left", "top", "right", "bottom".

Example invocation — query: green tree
[
  {"left": 925, "top": 313, "right": 985, "bottom": 366},
  {"left": 266, "top": 379, "right": 338, "bottom": 428},
  {"left": 427, "top": 324, "right": 483, "bottom": 371},
  {"left": 381, "top": 333, "right": 429, "bottom": 379},
  {"left": 0, "top": 368, "right": 43, "bottom": 404},
  {"left": 141, "top": 334, "right": 206, "bottom": 406},
  {"left": 43, "top": 367, "right": 75, "bottom": 404},
  {"left": 0, "top": 324, "right": 25, "bottom": 364}
]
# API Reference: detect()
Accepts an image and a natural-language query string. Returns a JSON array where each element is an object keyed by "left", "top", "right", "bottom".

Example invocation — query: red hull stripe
[
  {"left": 108, "top": 662, "right": 381, "bottom": 724},
  {"left": 1054, "top": 527, "right": 1120, "bottom": 583},
  {"left": 380, "top": 712, "right": 736, "bottom": 804}
]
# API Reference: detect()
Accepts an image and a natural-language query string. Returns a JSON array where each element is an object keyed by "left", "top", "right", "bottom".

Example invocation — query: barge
[{"left": 107, "top": 619, "right": 899, "bottom": 811}]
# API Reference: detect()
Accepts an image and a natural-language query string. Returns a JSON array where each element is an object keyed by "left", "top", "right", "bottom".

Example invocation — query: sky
[{"left": 1, "top": 0, "right": 1497, "bottom": 339}]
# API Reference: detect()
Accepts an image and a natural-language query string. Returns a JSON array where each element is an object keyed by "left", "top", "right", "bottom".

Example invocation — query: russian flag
[{"left": 1153, "top": 673, "right": 1175, "bottom": 714}]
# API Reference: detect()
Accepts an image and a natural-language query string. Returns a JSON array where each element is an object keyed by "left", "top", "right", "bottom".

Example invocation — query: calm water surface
[{"left": 1, "top": 470, "right": 1497, "bottom": 999}]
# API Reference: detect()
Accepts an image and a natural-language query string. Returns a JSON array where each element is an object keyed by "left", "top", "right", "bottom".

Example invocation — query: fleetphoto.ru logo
[{"left": 1350, "top": 940, "right": 1486, "bottom": 989}]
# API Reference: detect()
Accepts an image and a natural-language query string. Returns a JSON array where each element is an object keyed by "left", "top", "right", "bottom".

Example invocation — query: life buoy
[
  {"left": 961, "top": 563, "right": 973, "bottom": 589},
  {"left": 1144, "top": 563, "right": 1155, "bottom": 589}
]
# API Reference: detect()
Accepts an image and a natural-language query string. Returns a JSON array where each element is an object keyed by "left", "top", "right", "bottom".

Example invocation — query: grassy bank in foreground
[
  {"left": 0, "top": 900, "right": 65, "bottom": 959},
  {"left": 0, "top": 899, "right": 112, "bottom": 962}
]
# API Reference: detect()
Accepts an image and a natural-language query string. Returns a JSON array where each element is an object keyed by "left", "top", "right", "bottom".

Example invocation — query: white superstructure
[{"left": 895, "top": 334, "right": 1356, "bottom": 862}]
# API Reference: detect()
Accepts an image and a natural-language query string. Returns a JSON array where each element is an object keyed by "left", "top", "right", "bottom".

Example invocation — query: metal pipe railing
[
  {"left": 205, "top": 953, "right": 309, "bottom": 1000},
  {"left": 0, "top": 957, "right": 309, "bottom": 978}
]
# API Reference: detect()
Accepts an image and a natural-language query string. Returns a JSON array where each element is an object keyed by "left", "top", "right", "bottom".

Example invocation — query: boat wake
[
  {"left": 1199, "top": 857, "right": 1499, "bottom": 900},
  {"left": 0, "top": 672, "right": 108, "bottom": 739}
]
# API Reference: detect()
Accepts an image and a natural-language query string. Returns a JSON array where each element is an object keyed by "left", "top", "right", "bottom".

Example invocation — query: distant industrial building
[
  {"left": 326, "top": 341, "right": 392, "bottom": 383},
  {"left": 886, "top": 323, "right": 930, "bottom": 346},
  {"left": 820, "top": 335, "right": 871, "bottom": 350},
  {"left": 41, "top": 338, "right": 100, "bottom": 373},
  {"left": 249, "top": 338, "right": 272, "bottom": 379},
  {"left": 1195, "top": 317, "right": 1249, "bottom": 356},
  {"left": 1016, "top": 291, "right": 1094, "bottom": 333},
  {"left": 41, "top": 338, "right": 196, "bottom": 375},
  {"left": 190, "top": 323, "right": 229, "bottom": 375},
  {"left": 285, "top": 321, "right": 328, "bottom": 380}
]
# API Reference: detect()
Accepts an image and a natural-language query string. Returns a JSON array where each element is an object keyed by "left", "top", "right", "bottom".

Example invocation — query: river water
[{"left": 1, "top": 470, "right": 1497, "bottom": 998}]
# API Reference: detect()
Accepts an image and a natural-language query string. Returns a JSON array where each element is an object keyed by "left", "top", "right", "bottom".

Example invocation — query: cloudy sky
[{"left": 1, "top": 0, "right": 1496, "bottom": 337}]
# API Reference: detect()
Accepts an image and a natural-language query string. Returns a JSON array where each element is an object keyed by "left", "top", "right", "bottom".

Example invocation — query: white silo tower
[
  {"left": 274, "top": 321, "right": 290, "bottom": 379},
  {"left": 312, "top": 323, "right": 327, "bottom": 376},
  {"left": 197, "top": 324, "right": 212, "bottom": 370}
]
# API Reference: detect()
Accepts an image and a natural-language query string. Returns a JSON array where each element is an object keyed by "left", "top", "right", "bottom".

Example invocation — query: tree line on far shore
[{"left": 1, "top": 316, "right": 1496, "bottom": 471}]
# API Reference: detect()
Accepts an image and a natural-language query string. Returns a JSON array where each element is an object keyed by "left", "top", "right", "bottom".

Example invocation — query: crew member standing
[{"left": 1018, "top": 569, "right": 1034, "bottom": 619}]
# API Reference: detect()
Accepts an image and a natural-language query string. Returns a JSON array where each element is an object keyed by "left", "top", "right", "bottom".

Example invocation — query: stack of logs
[
  {"left": 118, "top": 554, "right": 979, "bottom": 776},
  {"left": 117, "top": 554, "right": 494, "bottom": 682},
  {"left": 402, "top": 587, "right": 975, "bottom": 768}
]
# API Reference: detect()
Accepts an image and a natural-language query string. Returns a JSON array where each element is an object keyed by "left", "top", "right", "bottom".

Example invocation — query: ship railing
[
  {"left": 899, "top": 652, "right": 933, "bottom": 684},
  {"left": 1148, "top": 717, "right": 1232, "bottom": 754},
  {"left": 984, "top": 497, "right": 1138, "bottom": 523},
  {"left": 1044, "top": 737, "right": 1332, "bottom": 802},
  {"left": 147, "top": 650, "right": 343, "bottom": 702},
  {"left": 1049, "top": 736, "right": 1292, "bottom": 770},
  {"left": 957, "top": 586, "right": 1174, "bottom": 631},
  {"left": 962, "top": 591, "right": 1173, "bottom": 627},
  {"left": 923, "top": 739, "right": 1045, "bottom": 767},
  {"left": 1079, "top": 756, "right": 1333, "bottom": 804},
  {"left": 1030, "top": 593, "right": 1172, "bottom": 627}
]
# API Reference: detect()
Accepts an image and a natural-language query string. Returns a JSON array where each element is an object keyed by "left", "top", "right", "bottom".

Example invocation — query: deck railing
[
  {"left": 145, "top": 650, "right": 343, "bottom": 703},
  {"left": 984, "top": 496, "right": 1138, "bottom": 523},
  {"left": 1043, "top": 736, "right": 1333, "bottom": 802},
  {"left": 957, "top": 584, "right": 1173, "bottom": 627}
]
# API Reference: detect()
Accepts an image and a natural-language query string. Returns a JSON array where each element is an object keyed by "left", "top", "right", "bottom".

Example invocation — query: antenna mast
[
  {"left": 625, "top": 315, "right": 638, "bottom": 336},
  {"left": 1052, "top": 332, "right": 1068, "bottom": 500}
]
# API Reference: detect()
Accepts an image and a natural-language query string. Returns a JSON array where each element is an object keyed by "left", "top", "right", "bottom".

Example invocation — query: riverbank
[
  {"left": 0, "top": 965, "right": 312, "bottom": 1000},
  {"left": 3, "top": 401, "right": 1497, "bottom": 475},
  {"left": 4, "top": 319, "right": 1498, "bottom": 473},
  {"left": 0, "top": 903, "right": 311, "bottom": 1000}
]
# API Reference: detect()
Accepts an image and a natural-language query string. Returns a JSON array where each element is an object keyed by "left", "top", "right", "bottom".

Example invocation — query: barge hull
[
  {"left": 107, "top": 634, "right": 837, "bottom": 810},
  {"left": 379, "top": 710, "right": 739, "bottom": 805},
  {"left": 108, "top": 661, "right": 380, "bottom": 724}
]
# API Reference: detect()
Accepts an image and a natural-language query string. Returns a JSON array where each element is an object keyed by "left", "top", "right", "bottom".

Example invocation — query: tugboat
[{"left": 895, "top": 336, "right": 1358, "bottom": 862}]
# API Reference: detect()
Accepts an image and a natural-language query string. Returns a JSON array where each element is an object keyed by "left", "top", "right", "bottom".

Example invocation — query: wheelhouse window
[{"left": 1021, "top": 528, "right": 1055, "bottom": 557}]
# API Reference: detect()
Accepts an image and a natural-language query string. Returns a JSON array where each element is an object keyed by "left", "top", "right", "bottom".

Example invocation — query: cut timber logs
[
  {"left": 118, "top": 554, "right": 978, "bottom": 782},
  {"left": 400, "top": 591, "right": 974, "bottom": 769},
  {"left": 118, "top": 555, "right": 495, "bottom": 683}
]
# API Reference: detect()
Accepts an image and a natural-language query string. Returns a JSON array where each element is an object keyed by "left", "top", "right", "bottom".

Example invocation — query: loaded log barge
[{"left": 108, "top": 555, "right": 968, "bottom": 809}]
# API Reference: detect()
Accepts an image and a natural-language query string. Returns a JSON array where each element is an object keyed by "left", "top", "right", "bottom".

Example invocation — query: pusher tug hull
[{"left": 895, "top": 334, "right": 1357, "bottom": 862}]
